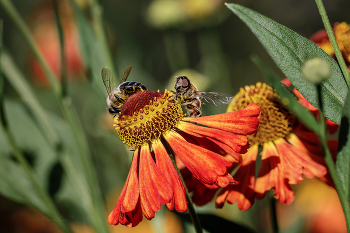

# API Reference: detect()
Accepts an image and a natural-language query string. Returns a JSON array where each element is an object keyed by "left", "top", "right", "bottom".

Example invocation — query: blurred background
[{"left": 0, "top": 0, "right": 349, "bottom": 232}]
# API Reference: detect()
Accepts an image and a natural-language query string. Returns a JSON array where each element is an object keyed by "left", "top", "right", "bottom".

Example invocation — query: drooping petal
[
  {"left": 255, "top": 141, "right": 294, "bottom": 204},
  {"left": 177, "top": 121, "right": 247, "bottom": 162},
  {"left": 164, "top": 131, "right": 234, "bottom": 186},
  {"left": 186, "top": 175, "right": 221, "bottom": 206},
  {"left": 274, "top": 136, "right": 327, "bottom": 184},
  {"left": 152, "top": 139, "right": 187, "bottom": 212},
  {"left": 183, "top": 103, "right": 260, "bottom": 135},
  {"left": 139, "top": 143, "right": 173, "bottom": 217},
  {"left": 108, "top": 148, "right": 143, "bottom": 227},
  {"left": 216, "top": 144, "right": 258, "bottom": 211}
]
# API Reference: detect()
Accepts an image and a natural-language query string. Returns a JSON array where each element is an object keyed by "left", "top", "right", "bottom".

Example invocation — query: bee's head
[{"left": 174, "top": 76, "right": 190, "bottom": 92}]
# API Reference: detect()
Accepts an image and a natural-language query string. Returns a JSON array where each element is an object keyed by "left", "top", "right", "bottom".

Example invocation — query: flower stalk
[
  {"left": 167, "top": 146, "right": 203, "bottom": 233},
  {"left": 315, "top": 0, "right": 350, "bottom": 87},
  {"left": 316, "top": 85, "right": 350, "bottom": 232},
  {"left": 269, "top": 191, "right": 279, "bottom": 233}
]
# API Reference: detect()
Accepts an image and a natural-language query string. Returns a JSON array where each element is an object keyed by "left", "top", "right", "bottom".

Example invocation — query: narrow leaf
[
  {"left": 226, "top": 3, "right": 347, "bottom": 124},
  {"left": 71, "top": 1, "right": 107, "bottom": 97}
]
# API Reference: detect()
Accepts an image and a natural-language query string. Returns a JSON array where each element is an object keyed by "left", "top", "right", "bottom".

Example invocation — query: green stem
[
  {"left": 315, "top": 0, "right": 350, "bottom": 87},
  {"left": 166, "top": 144, "right": 202, "bottom": 233},
  {"left": 317, "top": 85, "right": 350, "bottom": 232},
  {"left": 269, "top": 191, "right": 279, "bottom": 233},
  {"left": 52, "top": 0, "right": 67, "bottom": 98},
  {"left": 89, "top": 0, "right": 116, "bottom": 76}
]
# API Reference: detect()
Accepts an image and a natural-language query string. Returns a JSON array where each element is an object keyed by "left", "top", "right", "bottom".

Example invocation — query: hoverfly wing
[
  {"left": 120, "top": 65, "right": 132, "bottom": 84},
  {"left": 199, "top": 92, "right": 234, "bottom": 106},
  {"left": 101, "top": 67, "right": 118, "bottom": 94}
]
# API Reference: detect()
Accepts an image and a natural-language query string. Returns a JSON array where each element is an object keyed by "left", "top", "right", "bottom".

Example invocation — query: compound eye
[{"left": 181, "top": 77, "right": 189, "bottom": 88}]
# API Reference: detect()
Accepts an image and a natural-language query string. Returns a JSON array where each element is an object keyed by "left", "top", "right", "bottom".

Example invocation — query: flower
[
  {"left": 108, "top": 90, "right": 260, "bottom": 226},
  {"left": 185, "top": 82, "right": 335, "bottom": 211},
  {"left": 29, "top": 2, "right": 84, "bottom": 87},
  {"left": 311, "top": 22, "right": 350, "bottom": 68}
]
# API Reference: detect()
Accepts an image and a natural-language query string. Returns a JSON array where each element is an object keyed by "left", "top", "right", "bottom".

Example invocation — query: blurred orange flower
[
  {"left": 108, "top": 90, "right": 260, "bottom": 226},
  {"left": 311, "top": 22, "right": 350, "bottom": 68},
  {"left": 29, "top": 2, "right": 84, "bottom": 87}
]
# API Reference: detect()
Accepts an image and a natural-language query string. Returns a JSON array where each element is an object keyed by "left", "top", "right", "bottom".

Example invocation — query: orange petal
[
  {"left": 216, "top": 144, "right": 258, "bottom": 210},
  {"left": 121, "top": 150, "right": 140, "bottom": 213},
  {"left": 164, "top": 131, "right": 233, "bottom": 186},
  {"left": 255, "top": 141, "right": 294, "bottom": 205},
  {"left": 153, "top": 139, "right": 187, "bottom": 212},
  {"left": 139, "top": 143, "right": 173, "bottom": 215},
  {"left": 183, "top": 103, "right": 260, "bottom": 135},
  {"left": 274, "top": 136, "right": 327, "bottom": 184},
  {"left": 108, "top": 148, "right": 143, "bottom": 226}
]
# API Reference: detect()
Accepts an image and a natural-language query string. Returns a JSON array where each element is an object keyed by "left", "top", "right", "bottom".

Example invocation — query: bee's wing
[
  {"left": 101, "top": 67, "right": 117, "bottom": 94},
  {"left": 120, "top": 65, "right": 132, "bottom": 84},
  {"left": 199, "top": 92, "right": 234, "bottom": 106}
]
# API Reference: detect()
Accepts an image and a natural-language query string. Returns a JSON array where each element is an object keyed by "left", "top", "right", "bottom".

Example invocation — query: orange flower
[
  {"left": 186, "top": 82, "right": 335, "bottom": 211},
  {"left": 108, "top": 90, "right": 260, "bottom": 226},
  {"left": 29, "top": 2, "right": 84, "bottom": 87},
  {"left": 311, "top": 22, "right": 350, "bottom": 68}
]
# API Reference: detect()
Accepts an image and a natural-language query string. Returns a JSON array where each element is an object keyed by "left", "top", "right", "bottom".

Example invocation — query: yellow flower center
[
  {"left": 114, "top": 90, "right": 184, "bottom": 148},
  {"left": 227, "top": 82, "right": 296, "bottom": 144}
]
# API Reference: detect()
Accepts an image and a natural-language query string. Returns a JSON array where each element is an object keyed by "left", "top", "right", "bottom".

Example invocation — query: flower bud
[{"left": 302, "top": 58, "right": 330, "bottom": 84}]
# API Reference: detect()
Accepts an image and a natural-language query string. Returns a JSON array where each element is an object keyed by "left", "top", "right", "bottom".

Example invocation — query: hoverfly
[{"left": 174, "top": 76, "right": 233, "bottom": 117}]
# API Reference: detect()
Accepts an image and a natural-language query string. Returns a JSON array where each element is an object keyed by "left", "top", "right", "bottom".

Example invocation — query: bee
[
  {"left": 174, "top": 76, "right": 234, "bottom": 117},
  {"left": 101, "top": 65, "right": 147, "bottom": 116}
]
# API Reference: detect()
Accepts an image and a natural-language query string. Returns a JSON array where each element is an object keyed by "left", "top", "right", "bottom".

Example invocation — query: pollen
[
  {"left": 227, "top": 82, "right": 296, "bottom": 145},
  {"left": 114, "top": 90, "right": 184, "bottom": 148}
]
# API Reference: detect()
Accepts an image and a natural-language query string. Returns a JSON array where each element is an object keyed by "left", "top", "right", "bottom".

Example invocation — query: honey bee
[
  {"left": 101, "top": 65, "right": 147, "bottom": 116},
  {"left": 174, "top": 76, "right": 234, "bottom": 117}
]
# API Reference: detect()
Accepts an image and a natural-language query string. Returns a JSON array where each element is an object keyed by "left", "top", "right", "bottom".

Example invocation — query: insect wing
[
  {"left": 120, "top": 65, "right": 132, "bottom": 84},
  {"left": 101, "top": 67, "right": 118, "bottom": 94},
  {"left": 199, "top": 92, "right": 234, "bottom": 106}
]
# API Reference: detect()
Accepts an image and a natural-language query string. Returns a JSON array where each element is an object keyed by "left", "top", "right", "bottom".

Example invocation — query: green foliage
[{"left": 226, "top": 3, "right": 348, "bottom": 125}]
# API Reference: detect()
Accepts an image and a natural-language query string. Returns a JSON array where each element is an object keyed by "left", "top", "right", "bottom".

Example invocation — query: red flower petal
[
  {"left": 255, "top": 141, "right": 294, "bottom": 204},
  {"left": 216, "top": 144, "right": 258, "bottom": 210},
  {"left": 139, "top": 143, "right": 173, "bottom": 217},
  {"left": 108, "top": 148, "right": 143, "bottom": 226},
  {"left": 164, "top": 131, "right": 234, "bottom": 186},
  {"left": 152, "top": 139, "right": 187, "bottom": 212},
  {"left": 183, "top": 103, "right": 260, "bottom": 135},
  {"left": 177, "top": 121, "right": 247, "bottom": 161},
  {"left": 274, "top": 136, "right": 327, "bottom": 184}
]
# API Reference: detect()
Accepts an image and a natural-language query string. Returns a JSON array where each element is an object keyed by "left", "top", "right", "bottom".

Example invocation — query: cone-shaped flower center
[
  {"left": 114, "top": 90, "right": 184, "bottom": 148},
  {"left": 227, "top": 82, "right": 296, "bottom": 144}
]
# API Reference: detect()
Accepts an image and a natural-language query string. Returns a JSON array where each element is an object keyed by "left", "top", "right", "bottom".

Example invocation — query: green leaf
[
  {"left": 0, "top": 157, "right": 49, "bottom": 214},
  {"left": 336, "top": 91, "right": 350, "bottom": 199},
  {"left": 226, "top": 3, "right": 347, "bottom": 125},
  {"left": 251, "top": 55, "right": 319, "bottom": 134}
]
